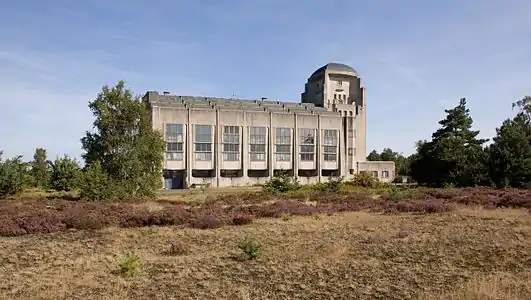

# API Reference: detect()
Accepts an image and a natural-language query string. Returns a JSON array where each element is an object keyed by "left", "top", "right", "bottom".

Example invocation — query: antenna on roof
[{"left": 261, "top": 97, "right": 267, "bottom": 101}]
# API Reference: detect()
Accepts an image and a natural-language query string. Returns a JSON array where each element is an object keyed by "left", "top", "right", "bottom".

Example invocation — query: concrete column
[
  {"left": 215, "top": 109, "right": 221, "bottom": 187},
  {"left": 340, "top": 117, "right": 346, "bottom": 179},
  {"left": 268, "top": 112, "right": 273, "bottom": 180},
  {"left": 360, "top": 87, "right": 367, "bottom": 162},
  {"left": 186, "top": 109, "right": 192, "bottom": 188},
  {"left": 242, "top": 118, "right": 249, "bottom": 182},
  {"left": 159, "top": 106, "right": 165, "bottom": 189},
  {"left": 293, "top": 113, "right": 298, "bottom": 179},
  {"left": 317, "top": 114, "right": 322, "bottom": 183}
]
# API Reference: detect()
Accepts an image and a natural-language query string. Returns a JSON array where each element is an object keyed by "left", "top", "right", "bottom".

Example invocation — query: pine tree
[
  {"left": 488, "top": 97, "right": 531, "bottom": 188},
  {"left": 30, "top": 148, "right": 51, "bottom": 189},
  {"left": 411, "top": 98, "right": 488, "bottom": 186}
]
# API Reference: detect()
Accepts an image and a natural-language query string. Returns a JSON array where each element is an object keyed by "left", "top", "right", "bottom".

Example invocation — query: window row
[{"left": 164, "top": 124, "right": 340, "bottom": 162}]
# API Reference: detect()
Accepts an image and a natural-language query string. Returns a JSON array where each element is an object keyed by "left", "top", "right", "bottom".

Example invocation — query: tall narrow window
[
  {"left": 223, "top": 125, "right": 240, "bottom": 161},
  {"left": 194, "top": 124, "right": 212, "bottom": 161},
  {"left": 323, "top": 129, "right": 337, "bottom": 161},
  {"left": 249, "top": 126, "right": 266, "bottom": 161},
  {"left": 299, "top": 128, "right": 315, "bottom": 161},
  {"left": 165, "top": 124, "right": 183, "bottom": 160},
  {"left": 275, "top": 127, "right": 291, "bottom": 161}
]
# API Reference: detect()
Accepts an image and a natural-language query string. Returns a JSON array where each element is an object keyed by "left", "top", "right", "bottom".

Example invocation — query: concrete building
[{"left": 143, "top": 62, "right": 395, "bottom": 189}]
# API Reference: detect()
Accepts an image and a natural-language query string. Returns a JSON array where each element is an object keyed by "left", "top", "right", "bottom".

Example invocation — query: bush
[
  {"left": 310, "top": 176, "right": 343, "bottom": 192},
  {"left": 383, "top": 187, "right": 423, "bottom": 201},
  {"left": 166, "top": 240, "right": 189, "bottom": 256},
  {"left": 79, "top": 162, "right": 113, "bottom": 201},
  {"left": 191, "top": 213, "right": 223, "bottom": 229},
  {"left": 238, "top": 237, "right": 262, "bottom": 260},
  {"left": 346, "top": 172, "right": 380, "bottom": 188},
  {"left": 118, "top": 252, "right": 140, "bottom": 277},
  {"left": 0, "top": 154, "right": 29, "bottom": 198},
  {"left": 49, "top": 155, "right": 81, "bottom": 192},
  {"left": 263, "top": 172, "right": 300, "bottom": 194},
  {"left": 232, "top": 214, "right": 253, "bottom": 225}
]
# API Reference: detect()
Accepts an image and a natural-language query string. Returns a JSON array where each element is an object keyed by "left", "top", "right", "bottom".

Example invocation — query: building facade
[{"left": 144, "top": 63, "right": 395, "bottom": 189}]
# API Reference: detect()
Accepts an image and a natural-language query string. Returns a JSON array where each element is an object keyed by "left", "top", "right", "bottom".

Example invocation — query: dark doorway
[{"left": 163, "top": 170, "right": 185, "bottom": 190}]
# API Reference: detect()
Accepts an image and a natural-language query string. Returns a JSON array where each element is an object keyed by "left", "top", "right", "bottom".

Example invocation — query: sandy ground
[{"left": 1, "top": 207, "right": 530, "bottom": 300}]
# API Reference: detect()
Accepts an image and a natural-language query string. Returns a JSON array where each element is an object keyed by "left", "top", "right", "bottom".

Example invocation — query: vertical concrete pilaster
[{"left": 215, "top": 109, "right": 221, "bottom": 187}]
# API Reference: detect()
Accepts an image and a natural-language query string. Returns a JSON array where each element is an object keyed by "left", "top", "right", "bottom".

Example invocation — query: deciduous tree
[{"left": 81, "top": 81, "right": 165, "bottom": 198}]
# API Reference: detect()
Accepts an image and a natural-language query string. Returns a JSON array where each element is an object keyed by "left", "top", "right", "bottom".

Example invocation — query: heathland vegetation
[{"left": 1, "top": 82, "right": 531, "bottom": 299}]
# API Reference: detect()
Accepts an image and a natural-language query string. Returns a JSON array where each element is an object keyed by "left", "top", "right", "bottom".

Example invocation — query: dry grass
[
  {"left": 1, "top": 207, "right": 531, "bottom": 299},
  {"left": 157, "top": 186, "right": 261, "bottom": 203}
]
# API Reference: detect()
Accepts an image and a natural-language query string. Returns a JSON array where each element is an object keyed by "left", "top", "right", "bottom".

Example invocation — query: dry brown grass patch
[{"left": 1, "top": 207, "right": 530, "bottom": 299}]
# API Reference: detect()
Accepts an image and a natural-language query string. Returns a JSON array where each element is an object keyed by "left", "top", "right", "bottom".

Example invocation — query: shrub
[
  {"left": 49, "top": 155, "right": 82, "bottom": 192},
  {"left": 263, "top": 172, "right": 299, "bottom": 194},
  {"left": 238, "top": 237, "right": 262, "bottom": 260},
  {"left": 309, "top": 176, "right": 343, "bottom": 193},
  {"left": 346, "top": 172, "right": 380, "bottom": 188},
  {"left": 118, "top": 252, "right": 140, "bottom": 277},
  {"left": 79, "top": 162, "right": 113, "bottom": 201},
  {"left": 383, "top": 187, "right": 423, "bottom": 201},
  {"left": 385, "top": 199, "right": 455, "bottom": 214},
  {"left": 166, "top": 240, "right": 189, "bottom": 256},
  {"left": 323, "top": 176, "right": 343, "bottom": 192},
  {"left": 0, "top": 154, "right": 29, "bottom": 198},
  {"left": 232, "top": 214, "right": 253, "bottom": 225},
  {"left": 191, "top": 213, "right": 223, "bottom": 229}
]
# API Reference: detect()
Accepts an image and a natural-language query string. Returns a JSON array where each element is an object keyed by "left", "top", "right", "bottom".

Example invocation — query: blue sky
[{"left": 1, "top": 0, "right": 531, "bottom": 160}]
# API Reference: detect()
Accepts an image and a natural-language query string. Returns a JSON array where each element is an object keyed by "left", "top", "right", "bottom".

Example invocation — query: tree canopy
[
  {"left": 487, "top": 97, "right": 531, "bottom": 188},
  {"left": 81, "top": 80, "right": 165, "bottom": 198},
  {"left": 410, "top": 98, "right": 489, "bottom": 187},
  {"left": 366, "top": 148, "right": 412, "bottom": 176}
]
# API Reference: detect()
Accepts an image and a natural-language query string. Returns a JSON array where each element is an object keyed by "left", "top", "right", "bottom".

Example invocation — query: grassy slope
[{"left": 1, "top": 208, "right": 530, "bottom": 299}]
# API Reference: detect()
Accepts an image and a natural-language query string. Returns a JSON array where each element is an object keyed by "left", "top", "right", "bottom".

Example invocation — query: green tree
[
  {"left": 366, "top": 150, "right": 381, "bottom": 161},
  {"left": 488, "top": 97, "right": 531, "bottom": 188},
  {"left": 379, "top": 148, "right": 398, "bottom": 161},
  {"left": 79, "top": 162, "right": 113, "bottom": 201},
  {"left": 30, "top": 148, "right": 51, "bottom": 189},
  {"left": 81, "top": 81, "right": 165, "bottom": 199},
  {"left": 0, "top": 152, "right": 29, "bottom": 198},
  {"left": 367, "top": 148, "right": 412, "bottom": 176},
  {"left": 49, "top": 155, "right": 81, "bottom": 191},
  {"left": 410, "top": 98, "right": 488, "bottom": 187}
]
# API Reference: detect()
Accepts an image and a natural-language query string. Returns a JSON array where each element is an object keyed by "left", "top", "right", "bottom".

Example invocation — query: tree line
[
  {"left": 0, "top": 81, "right": 165, "bottom": 200},
  {"left": 2, "top": 80, "right": 531, "bottom": 199},
  {"left": 368, "top": 96, "right": 531, "bottom": 188}
]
